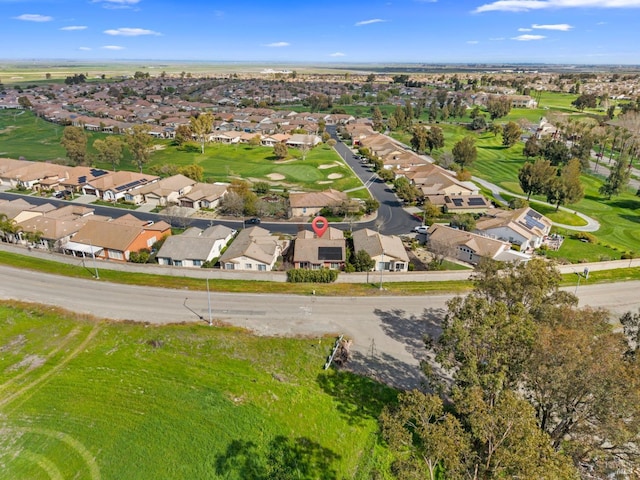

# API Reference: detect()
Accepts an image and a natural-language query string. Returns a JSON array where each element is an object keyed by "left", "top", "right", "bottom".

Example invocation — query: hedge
[{"left": 287, "top": 268, "right": 339, "bottom": 283}]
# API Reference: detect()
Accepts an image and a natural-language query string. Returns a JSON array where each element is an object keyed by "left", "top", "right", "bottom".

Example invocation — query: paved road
[{"left": 1, "top": 264, "right": 638, "bottom": 389}]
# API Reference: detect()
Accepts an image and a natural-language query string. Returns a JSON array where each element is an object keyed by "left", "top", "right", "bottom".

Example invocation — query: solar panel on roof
[
  {"left": 318, "top": 247, "right": 343, "bottom": 261},
  {"left": 528, "top": 209, "right": 542, "bottom": 219},
  {"left": 468, "top": 198, "right": 487, "bottom": 206},
  {"left": 77, "top": 176, "right": 86, "bottom": 183},
  {"left": 452, "top": 198, "right": 464, "bottom": 207},
  {"left": 90, "top": 168, "right": 109, "bottom": 177}
]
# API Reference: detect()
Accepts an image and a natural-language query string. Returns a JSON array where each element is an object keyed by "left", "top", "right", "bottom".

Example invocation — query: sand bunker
[
  {"left": 327, "top": 173, "right": 343, "bottom": 179},
  {"left": 267, "top": 173, "right": 286, "bottom": 180},
  {"left": 318, "top": 163, "right": 339, "bottom": 169}
]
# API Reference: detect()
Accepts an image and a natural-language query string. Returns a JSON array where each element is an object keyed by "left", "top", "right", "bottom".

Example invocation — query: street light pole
[
  {"left": 379, "top": 250, "right": 385, "bottom": 290},
  {"left": 206, "top": 277, "right": 212, "bottom": 326}
]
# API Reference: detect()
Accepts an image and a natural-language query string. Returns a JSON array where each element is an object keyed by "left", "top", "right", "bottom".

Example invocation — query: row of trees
[
  {"left": 60, "top": 124, "right": 153, "bottom": 172},
  {"left": 518, "top": 158, "right": 584, "bottom": 210},
  {"left": 381, "top": 259, "right": 640, "bottom": 479}
]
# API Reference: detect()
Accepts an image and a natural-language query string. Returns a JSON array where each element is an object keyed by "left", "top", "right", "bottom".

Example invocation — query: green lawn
[
  {"left": 0, "top": 301, "right": 396, "bottom": 480},
  {"left": 0, "top": 110, "right": 366, "bottom": 196}
]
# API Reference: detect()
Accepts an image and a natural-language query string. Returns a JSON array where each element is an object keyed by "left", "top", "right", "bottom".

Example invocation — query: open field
[
  {"left": 0, "top": 111, "right": 366, "bottom": 197},
  {"left": 0, "top": 301, "right": 396, "bottom": 480}
]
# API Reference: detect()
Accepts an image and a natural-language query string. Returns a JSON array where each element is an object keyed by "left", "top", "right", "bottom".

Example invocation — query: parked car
[
  {"left": 245, "top": 217, "right": 261, "bottom": 225},
  {"left": 413, "top": 225, "right": 428, "bottom": 235}
]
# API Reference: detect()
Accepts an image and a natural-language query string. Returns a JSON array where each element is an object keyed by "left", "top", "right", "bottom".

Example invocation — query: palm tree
[{"left": 0, "top": 214, "right": 22, "bottom": 244}]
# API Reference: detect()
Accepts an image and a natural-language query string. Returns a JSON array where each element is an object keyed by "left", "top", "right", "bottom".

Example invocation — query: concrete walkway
[{"left": 472, "top": 176, "right": 600, "bottom": 233}]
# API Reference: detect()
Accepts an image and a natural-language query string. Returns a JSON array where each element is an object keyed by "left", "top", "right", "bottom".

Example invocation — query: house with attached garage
[
  {"left": 426, "top": 224, "right": 530, "bottom": 265},
  {"left": 156, "top": 225, "right": 236, "bottom": 267},
  {"left": 474, "top": 207, "right": 552, "bottom": 252},
  {"left": 63, "top": 214, "right": 171, "bottom": 261},
  {"left": 292, "top": 227, "right": 346, "bottom": 270},
  {"left": 352, "top": 228, "right": 409, "bottom": 272},
  {"left": 128, "top": 174, "right": 196, "bottom": 207},
  {"left": 81, "top": 171, "right": 160, "bottom": 202},
  {"left": 288, "top": 189, "right": 348, "bottom": 218},
  {"left": 178, "top": 182, "right": 229, "bottom": 210},
  {"left": 219, "top": 226, "right": 285, "bottom": 271}
]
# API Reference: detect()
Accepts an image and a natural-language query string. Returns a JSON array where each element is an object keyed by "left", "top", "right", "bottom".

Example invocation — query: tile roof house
[
  {"left": 18, "top": 212, "right": 92, "bottom": 250},
  {"left": 63, "top": 215, "right": 171, "bottom": 261},
  {"left": 178, "top": 182, "right": 229, "bottom": 210},
  {"left": 129, "top": 174, "right": 196, "bottom": 207},
  {"left": 156, "top": 225, "right": 236, "bottom": 267},
  {"left": 474, "top": 207, "right": 552, "bottom": 251},
  {"left": 426, "top": 224, "right": 529, "bottom": 265},
  {"left": 443, "top": 195, "right": 492, "bottom": 214},
  {"left": 288, "top": 189, "right": 348, "bottom": 218},
  {"left": 292, "top": 227, "right": 346, "bottom": 270},
  {"left": 286, "top": 134, "right": 321, "bottom": 148},
  {"left": 82, "top": 171, "right": 160, "bottom": 202},
  {"left": 219, "top": 226, "right": 285, "bottom": 271},
  {"left": 352, "top": 228, "right": 410, "bottom": 272}
]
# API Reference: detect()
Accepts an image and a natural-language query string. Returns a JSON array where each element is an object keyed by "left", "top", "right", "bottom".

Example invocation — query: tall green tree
[
  {"left": 174, "top": 124, "right": 193, "bottom": 146},
  {"left": 410, "top": 125, "right": 428, "bottom": 153},
  {"left": 486, "top": 95, "right": 511, "bottom": 120},
  {"left": 380, "top": 390, "right": 471, "bottom": 480},
  {"left": 452, "top": 136, "right": 477, "bottom": 168},
  {"left": 125, "top": 124, "right": 153, "bottom": 173},
  {"left": 501, "top": 121, "right": 522, "bottom": 147},
  {"left": 522, "top": 135, "right": 541, "bottom": 159},
  {"left": 371, "top": 106, "right": 384, "bottom": 132},
  {"left": 351, "top": 250, "right": 375, "bottom": 272},
  {"left": 273, "top": 142, "right": 288, "bottom": 159},
  {"left": 190, "top": 112, "right": 214, "bottom": 154},
  {"left": 93, "top": 135, "right": 123, "bottom": 171},
  {"left": 599, "top": 155, "right": 631, "bottom": 199},
  {"left": 60, "top": 126, "right": 87, "bottom": 166},
  {"left": 425, "top": 126, "right": 444, "bottom": 154},
  {"left": 518, "top": 159, "right": 556, "bottom": 200}
]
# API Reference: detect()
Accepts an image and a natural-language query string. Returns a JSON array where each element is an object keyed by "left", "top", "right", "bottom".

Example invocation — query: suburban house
[
  {"left": 292, "top": 227, "right": 346, "bottom": 270},
  {"left": 286, "top": 134, "right": 321, "bottom": 148},
  {"left": 59, "top": 166, "right": 112, "bottom": 193},
  {"left": 0, "top": 198, "right": 54, "bottom": 224},
  {"left": 352, "top": 228, "right": 410, "bottom": 272},
  {"left": 219, "top": 226, "right": 285, "bottom": 271},
  {"left": 82, "top": 171, "right": 160, "bottom": 202},
  {"left": 178, "top": 182, "right": 229, "bottom": 210},
  {"left": 288, "top": 189, "right": 348, "bottom": 218},
  {"left": 443, "top": 195, "right": 492, "bottom": 214},
  {"left": 17, "top": 206, "right": 94, "bottom": 250},
  {"left": 129, "top": 174, "right": 196, "bottom": 207},
  {"left": 156, "top": 225, "right": 236, "bottom": 267},
  {"left": 474, "top": 207, "right": 552, "bottom": 251},
  {"left": 0, "top": 161, "right": 69, "bottom": 190},
  {"left": 416, "top": 170, "right": 478, "bottom": 198},
  {"left": 507, "top": 94, "right": 538, "bottom": 109},
  {"left": 426, "top": 224, "right": 529, "bottom": 265},
  {"left": 63, "top": 214, "right": 171, "bottom": 261}
]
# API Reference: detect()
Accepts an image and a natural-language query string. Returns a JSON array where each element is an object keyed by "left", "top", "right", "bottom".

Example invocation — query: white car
[{"left": 413, "top": 225, "right": 428, "bottom": 235}]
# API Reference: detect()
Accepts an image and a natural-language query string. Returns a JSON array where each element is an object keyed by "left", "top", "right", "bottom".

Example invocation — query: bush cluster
[{"left": 287, "top": 268, "right": 338, "bottom": 283}]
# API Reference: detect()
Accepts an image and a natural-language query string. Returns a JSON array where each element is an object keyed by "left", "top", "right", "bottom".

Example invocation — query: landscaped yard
[{"left": 0, "top": 301, "right": 396, "bottom": 480}]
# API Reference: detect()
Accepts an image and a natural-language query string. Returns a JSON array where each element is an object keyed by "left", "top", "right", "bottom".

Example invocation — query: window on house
[
  {"left": 192, "top": 260, "right": 202, "bottom": 266},
  {"left": 147, "top": 236, "right": 157, "bottom": 248},
  {"left": 174, "top": 260, "right": 183, "bottom": 267},
  {"left": 245, "top": 263, "right": 252, "bottom": 269},
  {"left": 257, "top": 264, "right": 267, "bottom": 271},
  {"left": 108, "top": 250, "right": 124, "bottom": 260},
  {"left": 225, "top": 263, "right": 234, "bottom": 270}
]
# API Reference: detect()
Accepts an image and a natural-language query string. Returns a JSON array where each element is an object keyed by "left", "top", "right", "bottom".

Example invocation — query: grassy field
[
  {"left": 0, "top": 301, "right": 396, "bottom": 479},
  {"left": 0, "top": 110, "right": 367, "bottom": 197}
]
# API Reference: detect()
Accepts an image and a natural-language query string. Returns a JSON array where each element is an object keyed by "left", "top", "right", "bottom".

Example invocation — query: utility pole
[{"left": 379, "top": 250, "right": 385, "bottom": 290}]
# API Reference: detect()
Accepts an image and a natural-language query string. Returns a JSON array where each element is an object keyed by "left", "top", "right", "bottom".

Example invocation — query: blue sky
[{"left": 2, "top": 0, "right": 640, "bottom": 64}]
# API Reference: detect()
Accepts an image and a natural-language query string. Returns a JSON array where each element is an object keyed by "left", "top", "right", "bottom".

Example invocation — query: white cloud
[
  {"left": 329, "top": 52, "right": 346, "bottom": 57},
  {"left": 79, "top": 47, "right": 92, "bottom": 51},
  {"left": 467, "top": 40, "right": 480, "bottom": 44},
  {"left": 102, "top": 45, "right": 125, "bottom": 50},
  {"left": 93, "top": 0, "right": 140, "bottom": 6},
  {"left": 355, "top": 18, "right": 385, "bottom": 26},
  {"left": 532, "top": 23, "right": 573, "bottom": 30},
  {"left": 14, "top": 14, "right": 52, "bottom": 22},
  {"left": 104, "top": 27, "right": 160, "bottom": 36},
  {"left": 518, "top": 27, "right": 533, "bottom": 31},
  {"left": 475, "top": 0, "right": 640, "bottom": 14},
  {"left": 512, "top": 34, "right": 546, "bottom": 40},
  {"left": 263, "top": 42, "right": 290, "bottom": 47},
  {"left": 61, "top": 25, "right": 88, "bottom": 31}
]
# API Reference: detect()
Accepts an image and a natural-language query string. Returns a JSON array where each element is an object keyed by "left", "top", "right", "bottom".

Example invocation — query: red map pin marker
[{"left": 312, "top": 216, "right": 329, "bottom": 238}]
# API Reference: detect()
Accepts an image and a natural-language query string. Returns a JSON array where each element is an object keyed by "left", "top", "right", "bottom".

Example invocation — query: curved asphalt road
[{"left": 1, "top": 264, "right": 638, "bottom": 389}]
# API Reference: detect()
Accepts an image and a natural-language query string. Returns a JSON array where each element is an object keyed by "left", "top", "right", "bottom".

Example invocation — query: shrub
[
  {"left": 509, "top": 197, "right": 529, "bottom": 209},
  {"left": 571, "top": 232, "right": 597, "bottom": 243},
  {"left": 287, "top": 268, "right": 338, "bottom": 283}
]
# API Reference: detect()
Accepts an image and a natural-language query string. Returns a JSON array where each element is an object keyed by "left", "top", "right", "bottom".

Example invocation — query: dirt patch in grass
[
  {"left": 0, "top": 126, "right": 18, "bottom": 135},
  {"left": 7, "top": 354, "right": 46, "bottom": 372},
  {"left": 327, "top": 173, "right": 343, "bottom": 179},
  {"left": 318, "top": 163, "right": 339, "bottom": 170}
]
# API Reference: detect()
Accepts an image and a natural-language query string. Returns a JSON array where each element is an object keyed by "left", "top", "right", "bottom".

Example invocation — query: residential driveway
[{"left": 72, "top": 194, "right": 98, "bottom": 205}]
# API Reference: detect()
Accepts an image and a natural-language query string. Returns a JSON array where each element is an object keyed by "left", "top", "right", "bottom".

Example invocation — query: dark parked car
[{"left": 245, "top": 218, "right": 261, "bottom": 225}]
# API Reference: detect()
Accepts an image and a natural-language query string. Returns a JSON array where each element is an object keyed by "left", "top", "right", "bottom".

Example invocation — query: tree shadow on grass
[
  {"left": 316, "top": 369, "right": 398, "bottom": 426},
  {"left": 610, "top": 199, "right": 640, "bottom": 211},
  {"left": 215, "top": 435, "right": 340, "bottom": 480}
]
